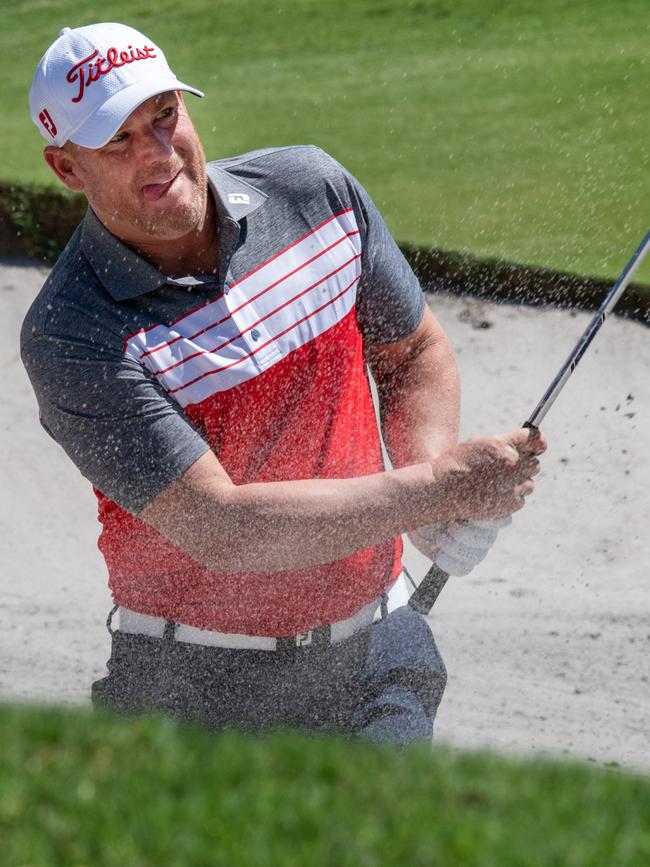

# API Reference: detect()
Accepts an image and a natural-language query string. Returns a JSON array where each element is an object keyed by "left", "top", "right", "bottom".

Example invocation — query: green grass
[
  {"left": 2, "top": 703, "right": 650, "bottom": 866},
  {"left": 2, "top": 0, "right": 648, "bottom": 282}
]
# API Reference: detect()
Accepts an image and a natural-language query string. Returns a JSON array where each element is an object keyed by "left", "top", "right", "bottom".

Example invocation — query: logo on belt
[{"left": 295, "top": 631, "right": 313, "bottom": 647}]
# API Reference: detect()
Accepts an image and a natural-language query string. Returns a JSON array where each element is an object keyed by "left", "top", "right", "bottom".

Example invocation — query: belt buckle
[{"left": 277, "top": 624, "right": 330, "bottom": 655}]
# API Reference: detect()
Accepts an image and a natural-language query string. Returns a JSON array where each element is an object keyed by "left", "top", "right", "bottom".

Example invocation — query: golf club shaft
[
  {"left": 408, "top": 230, "right": 650, "bottom": 616},
  {"left": 526, "top": 229, "right": 650, "bottom": 428}
]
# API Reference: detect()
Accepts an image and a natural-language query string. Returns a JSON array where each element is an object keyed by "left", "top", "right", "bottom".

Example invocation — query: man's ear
[{"left": 43, "top": 146, "right": 85, "bottom": 192}]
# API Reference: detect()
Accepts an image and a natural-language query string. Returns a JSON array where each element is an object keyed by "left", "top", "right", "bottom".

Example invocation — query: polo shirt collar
[
  {"left": 206, "top": 162, "right": 268, "bottom": 223},
  {"left": 81, "top": 163, "right": 268, "bottom": 302},
  {"left": 81, "top": 208, "right": 162, "bottom": 301}
]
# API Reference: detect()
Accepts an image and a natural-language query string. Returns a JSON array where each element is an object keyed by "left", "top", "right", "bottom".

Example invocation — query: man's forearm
[
  {"left": 142, "top": 455, "right": 439, "bottom": 574},
  {"left": 141, "top": 428, "right": 542, "bottom": 575},
  {"left": 215, "top": 465, "right": 440, "bottom": 571}
]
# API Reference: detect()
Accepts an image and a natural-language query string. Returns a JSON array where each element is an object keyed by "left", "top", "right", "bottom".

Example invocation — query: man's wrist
[
  {"left": 386, "top": 433, "right": 459, "bottom": 473},
  {"left": 387, "top": 458, "right": 458, "bottom": 529}
]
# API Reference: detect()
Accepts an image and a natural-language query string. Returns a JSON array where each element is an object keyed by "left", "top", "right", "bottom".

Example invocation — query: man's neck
[{"left": 129, "top": 192, "right": 220, "bottom": 280}]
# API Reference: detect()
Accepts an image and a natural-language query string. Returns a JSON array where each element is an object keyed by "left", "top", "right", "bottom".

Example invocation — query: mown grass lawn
[
  {"left": 2, "top": 703, "right": 650, "bottom": 867},
  {"left": 2, "top": 0, "right": 648, "bottom": 282}
]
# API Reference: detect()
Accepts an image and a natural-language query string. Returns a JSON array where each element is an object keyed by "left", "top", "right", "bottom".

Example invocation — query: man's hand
[
  {"left": 409, "top": 426, "right": 545, "bottom": 576},
  {"left": 427, "top": 427, "right": 546, "bottom": 524},
  {"left": 409, "top": 517, "right": 512, "bottom": 576}
]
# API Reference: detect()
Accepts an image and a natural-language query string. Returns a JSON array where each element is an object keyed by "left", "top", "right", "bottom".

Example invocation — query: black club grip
[{"left": 408, "top": 563, "right": 450, "bottom": 615}]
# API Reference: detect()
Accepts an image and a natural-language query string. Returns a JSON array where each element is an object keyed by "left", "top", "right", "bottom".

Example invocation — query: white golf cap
[{"left": 29, "top": 22, "right": 204, "bottom": 149}]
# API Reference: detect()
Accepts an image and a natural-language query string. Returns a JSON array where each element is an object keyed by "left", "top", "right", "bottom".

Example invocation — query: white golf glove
[{"left": 408, "top": 516, "right": 512, "bottom": 577}]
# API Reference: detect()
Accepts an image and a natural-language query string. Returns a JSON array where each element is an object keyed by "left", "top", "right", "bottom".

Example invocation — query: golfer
[{"left": 21, "top": 23, "right": 546, "bottom": 745}]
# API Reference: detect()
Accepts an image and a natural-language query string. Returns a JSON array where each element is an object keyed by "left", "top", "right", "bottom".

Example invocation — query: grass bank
[
  {"left": 2, "top": 704, "right": 650, "bottom": 866},
  {"left": 2, "top": 0, "right": 648, "bottom": 282}
]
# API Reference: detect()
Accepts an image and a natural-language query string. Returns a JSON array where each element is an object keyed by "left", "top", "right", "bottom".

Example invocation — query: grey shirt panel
[
  {"left": 20, "top": 145, "right": 425, "bottom": 515},
  {"left": 216, "top": 145, "right": 425, "bottom": 342},
  {"left": 20, "top": 238, "right": 210, "bottom": 514},
  {"left": 338, "top": 164, "right": 426, "bottom": 343}
]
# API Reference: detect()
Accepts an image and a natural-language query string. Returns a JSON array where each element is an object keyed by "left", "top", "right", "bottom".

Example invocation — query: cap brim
[{"left": 68, "top": 77, "right": 204, "bottom": 149}]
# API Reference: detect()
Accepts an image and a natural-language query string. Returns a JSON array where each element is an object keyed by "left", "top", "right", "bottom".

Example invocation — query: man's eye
[
  {"left": 157, "top": 107, "right": 177, "bottom": 122},
  {"left": 109, "top": 132, "right": 128, "bottom": 145}
]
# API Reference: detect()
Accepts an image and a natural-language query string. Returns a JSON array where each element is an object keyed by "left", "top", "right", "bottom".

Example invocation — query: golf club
[{"left": 408, "top": 229, "right": 650, "bottom": 616}]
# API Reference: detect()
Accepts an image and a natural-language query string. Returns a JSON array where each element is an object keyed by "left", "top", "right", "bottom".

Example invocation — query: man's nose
[{"left": 139, "top": 126, "right": 174, "bottom": 161}]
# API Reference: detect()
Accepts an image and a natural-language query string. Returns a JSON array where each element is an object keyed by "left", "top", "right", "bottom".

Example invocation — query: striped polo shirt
[{"left": 21, "top": 145, "right": 425, "bottom": 636}]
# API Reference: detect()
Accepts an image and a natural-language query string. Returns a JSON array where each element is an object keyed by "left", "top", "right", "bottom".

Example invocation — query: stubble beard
[{"left": 98, "top": 139, "right": 209, "bottom": 243}]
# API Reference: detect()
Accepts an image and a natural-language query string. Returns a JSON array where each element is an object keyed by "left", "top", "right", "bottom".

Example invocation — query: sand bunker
[{"left": 2, "top": 260, "right": 649, "bottom": 771}]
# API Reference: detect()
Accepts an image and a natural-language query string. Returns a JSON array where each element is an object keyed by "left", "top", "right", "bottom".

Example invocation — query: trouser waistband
[{"left": 112, "top": 573, "right": 410, "bottom": 652}]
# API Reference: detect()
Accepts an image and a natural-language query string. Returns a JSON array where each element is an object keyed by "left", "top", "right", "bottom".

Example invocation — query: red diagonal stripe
[
  {"left": 123, "top": 208, "right": 356, "bottom": 353},
  {"left": 153, "top": 252, "right": 362, "bottom": 377},
  {"left": 229, "top": 209, "right": 355, "bottom": 291},
  {"left": 169, "top": 272, "right": 361, "bottom": 395},
  {"left": 140, "top": 228, "right": 359, "bottom": 361}
]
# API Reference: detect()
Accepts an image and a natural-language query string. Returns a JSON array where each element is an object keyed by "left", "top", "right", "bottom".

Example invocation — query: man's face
[{"left": 55, "top": 92, "right": 208, "bottom": 249}]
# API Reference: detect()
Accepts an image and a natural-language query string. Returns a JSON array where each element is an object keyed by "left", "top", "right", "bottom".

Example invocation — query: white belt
[{"left": 117, "top": 572, "right": 410, "bottom": 651}]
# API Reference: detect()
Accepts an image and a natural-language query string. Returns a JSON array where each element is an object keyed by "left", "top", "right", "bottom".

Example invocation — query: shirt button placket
[{"left": 224, "top": 274, "right": 280, "bottom": 368}]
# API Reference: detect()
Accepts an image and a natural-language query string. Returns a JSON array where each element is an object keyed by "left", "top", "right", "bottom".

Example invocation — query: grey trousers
[{"left": 91, "top": 604, "right": 447, "bottom": 746}]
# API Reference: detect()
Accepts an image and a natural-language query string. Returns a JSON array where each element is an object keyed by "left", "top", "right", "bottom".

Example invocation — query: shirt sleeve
[
  {"left": 338, "top": 163, "right": 426, "bottom": 343},
  {"left": 21, "top": 332, "right": 210, "bottom": 515}
]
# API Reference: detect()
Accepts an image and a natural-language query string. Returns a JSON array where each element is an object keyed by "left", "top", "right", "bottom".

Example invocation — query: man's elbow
[{"left": 138, "top": 470, "right": 246, "bottom": 573}]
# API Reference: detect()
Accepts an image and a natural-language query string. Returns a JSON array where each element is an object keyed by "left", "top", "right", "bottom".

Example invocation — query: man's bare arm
[
  {"left": 139, "top": 453, "right": 436, "bottom": 573},
  {"left": 139, "top": 427, "right": 544, "bottom": 575},
  {"left": 365, "top": 306, "right": 460, "bottom": 468}
]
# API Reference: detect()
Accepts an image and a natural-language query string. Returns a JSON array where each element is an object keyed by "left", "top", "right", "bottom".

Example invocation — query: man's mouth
[{"left": 142, "top": 168, "right": 182, "bottom": 201}]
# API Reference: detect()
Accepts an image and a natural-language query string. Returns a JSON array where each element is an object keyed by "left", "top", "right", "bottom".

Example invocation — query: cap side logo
[
  {"left": 38, "top": 109, "right": 58, "bottom": 138},
  {"left": 66, "top": 44, "right": 157, "bottom": 104}
]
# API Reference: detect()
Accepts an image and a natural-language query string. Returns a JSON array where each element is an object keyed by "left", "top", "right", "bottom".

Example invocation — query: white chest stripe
[{"left": 124, "top": 210, "right": 362, "bottom": 408}]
